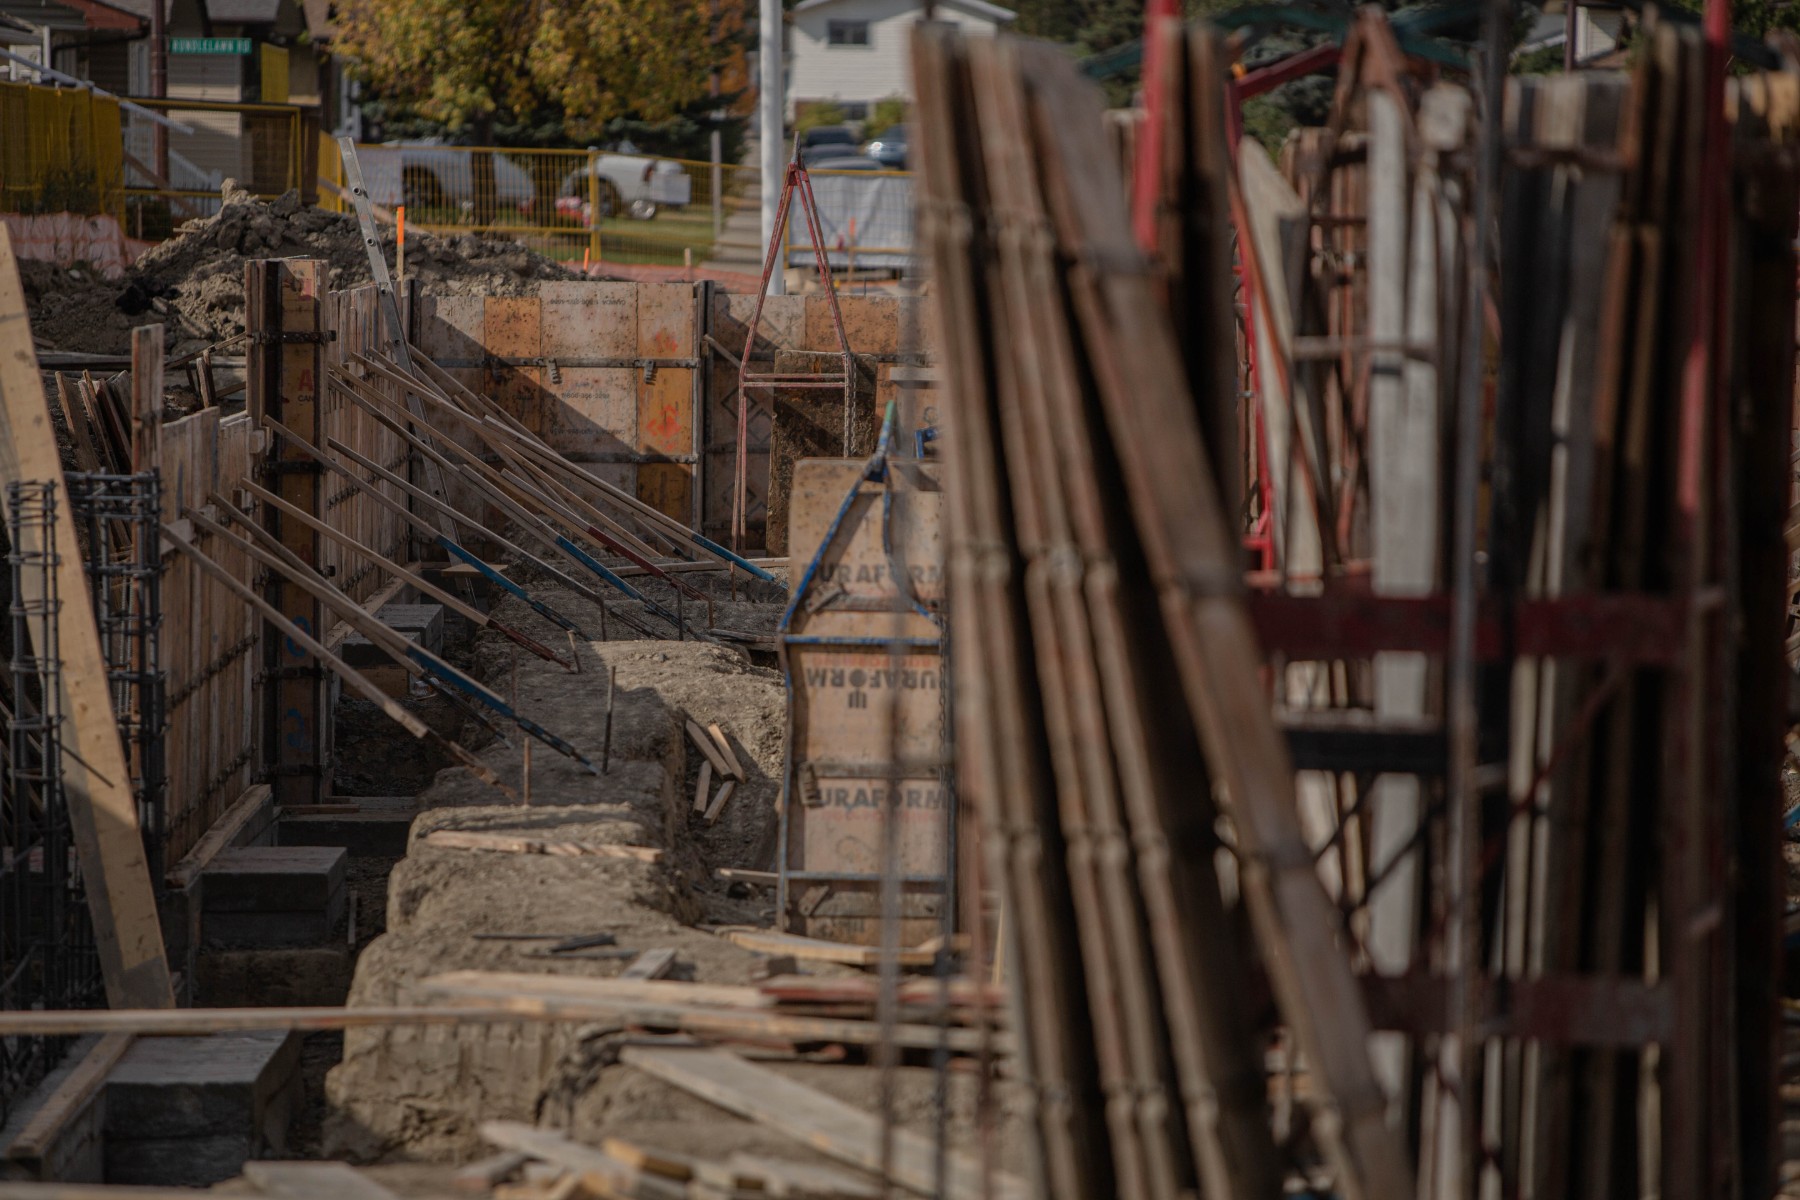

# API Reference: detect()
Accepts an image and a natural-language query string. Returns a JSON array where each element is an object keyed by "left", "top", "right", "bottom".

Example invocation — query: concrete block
[
  {"left": 203, "top": 903, "right": 344, "bottom": 949},
  {"left": 202, "top": 846, "right": 347, "bottom": 913},
  {"left": 376, "top": 602, "right": 445, "bottom": 654},
  {"left": 105, "top": 1134, "right": 257, "bottom": 1187},
  {"left": 196, "top": 945, "right": 351, "bottom": 1007},
  {"left": 340, "top": 628, "right": 418, "bottom": 669},
  {"left": 362, "top": 661, "right": 416, "bottom": 699},
  {"left": 281, "top": 809, "right": 418, "bottom": 858},
  {"left": 104, "top": 1032, "right": 300, "bottom": 1186}
]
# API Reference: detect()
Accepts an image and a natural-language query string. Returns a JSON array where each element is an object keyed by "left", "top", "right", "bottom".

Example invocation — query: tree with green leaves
[{"left": 335, "top": 0, "right": 728, "bottom": 218}]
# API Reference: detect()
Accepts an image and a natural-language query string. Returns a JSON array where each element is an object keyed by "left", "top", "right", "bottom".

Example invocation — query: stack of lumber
[
  {"left": 913, "top": 22, "right": 1397, "bottom": 1200},
  {"left": 915, "top": 10, "right": 1799, "bottom": 1200}
]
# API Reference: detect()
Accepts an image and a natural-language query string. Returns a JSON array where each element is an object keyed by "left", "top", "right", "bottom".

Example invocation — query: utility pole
[
  {"left": 710, "top": 0, "right": 723, "bottom": 241},
  {"left": 150, "top": 0, "right": 167, "bottom": 178},
  {"left": 759, "top": 0, "right": 784, "bottom": 295}
]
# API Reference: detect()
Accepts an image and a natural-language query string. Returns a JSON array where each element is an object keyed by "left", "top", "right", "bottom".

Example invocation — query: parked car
[
  {"left": 358, "top": 142, "right": 540, "bottom": 216},
  {"left": 864, "top": 125, "right": 908, "bottom": 168},
  {"left": 556, "top": 143, "right": 693, "bottom": 222},
  {"left": 799, "top": 124, "right": 858, "bottom": 162}
]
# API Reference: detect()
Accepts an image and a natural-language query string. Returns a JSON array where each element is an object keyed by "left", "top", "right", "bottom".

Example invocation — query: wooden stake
[{"left": 693, "top": 759, "right": 714, "bottom": 813}]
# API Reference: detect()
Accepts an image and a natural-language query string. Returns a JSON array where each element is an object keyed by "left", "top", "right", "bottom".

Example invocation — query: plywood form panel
[
  {"left": 806, "top": 294, "right": 900, "bottom": 355},
  {"left": 637, "top": 462, "right": 692, "bottom": 523},
  {"left": 634, "top": 283, "right": 695, "bottom": 523},
  {"left": 541, "top": 368, "right": 637, "bottom": 460},
  {"left": 416, "top": 294, "right": 486, "bottom": 360},
  {"left": 484, "top": 296, "right": 543, "bottom": 358},
  {"left": 540, "top": 281, "right": 636, "bottom": 358}
]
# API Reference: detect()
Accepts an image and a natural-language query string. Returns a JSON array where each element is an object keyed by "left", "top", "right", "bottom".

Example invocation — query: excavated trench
[{"left": 261, "top": 565, "right": 1022, "bottom": 1180}]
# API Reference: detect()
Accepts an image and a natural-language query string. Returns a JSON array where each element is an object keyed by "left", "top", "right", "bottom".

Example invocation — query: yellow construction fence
[
  {"left": 0, "top": 80, "right": 124, "bottom": 221},
  {"left": 120, "top": 99, "right": 314, "bottom": 238},
  {"left": 317, "top": 139, "right": 916, "bottom": 273}
]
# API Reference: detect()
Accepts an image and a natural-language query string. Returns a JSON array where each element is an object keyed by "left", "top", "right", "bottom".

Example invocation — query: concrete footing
[
  {"left": 202, "top": 846, "right": 348, "bottom": 949},
  {"left": 104, "top": 1032, "right": 301, "bottom": 1186}
]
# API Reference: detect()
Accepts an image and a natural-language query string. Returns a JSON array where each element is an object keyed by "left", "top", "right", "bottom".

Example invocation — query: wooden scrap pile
[{"left": 915, "top": 9, "right": 1799, "bottom": 1200}]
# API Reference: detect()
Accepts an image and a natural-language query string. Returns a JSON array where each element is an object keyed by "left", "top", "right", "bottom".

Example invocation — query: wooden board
[
  {"left": 1021, "top": 41, "right": 1415, "bottom": 1199},
  {"left": 3, "top": 1033, "right": 133, "bottom": 1171},
  {"left": 781, "top": 458, "right": 948, "bottom": 937},
  {"left": 0, "top": 228, "right": 175, "bottom": 1010},
  {"left": 719, "top": 929, "right": 932, "bottom": 968},
  {"left": 480, "top": 1121, "right": 686, "bottom": 1200},
  {"left": 618, "top": 1045, "right": 1027, "bottom": 1200},
  {"left": 165, "top": 783, "right": 272, "bottom": 890},
  {"left": 243, "top": 1162, "right": 401, "bottom": 1200}
]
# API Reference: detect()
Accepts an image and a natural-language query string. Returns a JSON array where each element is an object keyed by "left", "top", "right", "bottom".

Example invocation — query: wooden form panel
[
  {"left": 781, "top": 459, "right": 946, "bottom": 944},
  {"left": 248, "top": 259, "right": 328, "bottom": 809},
  {"left": 157, "top": 408, "right": 257, "bottom": 866},
  {"left": 323, "top": 286, "right": 411, "bottom": 599}
]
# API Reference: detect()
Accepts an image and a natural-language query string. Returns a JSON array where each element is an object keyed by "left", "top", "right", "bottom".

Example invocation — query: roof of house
[
  {"left": 0, "top": 0, "right": 91, "bottom": 32},
  {"left": 47, "top": 0, "right": 144, "bottom": 31},
  {"left": 791, "top": 0, "right": 1016, "bottom": 21},
  {"left": 299, "top": 0, "right": 328, "bottom": 38},
  {"left": 106, "top": 0, "right": 280, "bottom": 22},
  {"left": 203, "top": 0, "right": 280, "bottom": 23},
  {"left": 99, "top": 0, "right": 172, "bottom": 22}
]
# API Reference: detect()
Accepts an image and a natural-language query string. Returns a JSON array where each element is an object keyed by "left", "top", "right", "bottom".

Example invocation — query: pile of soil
[{"left": 22, "top": 184, "right": 575, "bottom": 356}]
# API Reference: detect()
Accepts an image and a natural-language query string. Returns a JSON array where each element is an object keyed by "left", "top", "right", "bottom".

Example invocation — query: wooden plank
[
  {"left": 715, "top": 868, "right": 778, "bottom": 885},
  {"left": 600, "top": 1137, "right": 694, "bottom": 1181},
  {"left": 0, "top": 228, "right": 175, "bottom": 1009},
  {"left": 703, "top": 779, "right": 737, "bottom": 826},
  {"left": 4, "top": 1033, "right": 134, "bottom": 1169},
  {"left": 620, "top": 948, "right": 678, "bottom": 981},
  {"left": 692, "top": 759, "right": 714, "bottom": 814},
  {"left": 723, "top": 1153, "right": 880, "bottom": 1199},
  {"left": 424, "top": 970, "right": 765, "bottom": 1011},
  {"left": 247, "top": 258, "right": 329, "bottom": 808},
  {"left": 1018, "top": 39, "right": 1415, "bottom": 1200},
  {"left": 686, "top": 719, "right": 733, "bottom": 777},
  {"left": 706, "top": 723, "right": 747, "bottom": 781},
  {"left": 164, "top": 783, "right": 272, "bottom": 890},
  {"left": 452, "top": 1152, "right": 530, "bottom": 1192},
  {"left": 422, "top": 830, "right": 661, "bottom": 863},
  {"left": 243, "top": 1162, "right": 401, "bottom": 1200},
  {"left": 54, "top": 373, "right": 104, "bottom": 474},
  {"left": 619, "top": 1045, "right": 1028, "bottom": 1200},
  {"left": 420, "top": 972, "right": 1002, "bottom": 1053},
  {"left": 720, "top": 928, "right": 932, "bottom": 967},
  {"left": 323, "top": 572, "right": 409, "bottom": 651},
  {"left": 0, "top": 1188, "right": 256, "bottom": 1199},
  {"left": 480, "top": 1121, "right": 686, "bottom": 1200},
  {"left": 968, "top": 34, "right": 1185, "bottom": 1200},
  {"left": 908, "top": 26, "right": 1096, "bottom": 1200},
  {"left": 159, "top": 523, "right": 511, "bottom": 799}
]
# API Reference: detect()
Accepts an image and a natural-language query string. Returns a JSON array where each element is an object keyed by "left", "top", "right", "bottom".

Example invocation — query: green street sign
[{"left": 168, "top": 37, "right": 253, "bottom": 55}]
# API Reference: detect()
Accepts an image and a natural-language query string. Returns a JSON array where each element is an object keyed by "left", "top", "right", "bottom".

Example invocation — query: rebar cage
[
  {"left": 66, "top": 470, "right": 168, "bottom": 886},
  {"left": 0, "top": 480, "right": 99, "bottom": 1126}
]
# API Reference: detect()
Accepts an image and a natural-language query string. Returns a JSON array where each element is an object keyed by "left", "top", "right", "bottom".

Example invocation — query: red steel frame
[{"left": 733, "top": 144, "right": 858, "bottom": 552}]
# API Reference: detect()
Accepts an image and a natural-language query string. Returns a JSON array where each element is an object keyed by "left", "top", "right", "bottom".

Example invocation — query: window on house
[{"left": 828, "top": 20, "right": 870, "bottom": 46}]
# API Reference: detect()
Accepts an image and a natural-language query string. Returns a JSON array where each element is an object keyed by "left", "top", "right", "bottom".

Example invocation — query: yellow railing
[
  {"left": 0, "top": 80, "right": 124, "bottom": 220},
  {"left": 318, "top": 139, "right": 917, "bottom": 273},
  {"left": 121, "top": 99, "right": 312, "bottom": 239}
]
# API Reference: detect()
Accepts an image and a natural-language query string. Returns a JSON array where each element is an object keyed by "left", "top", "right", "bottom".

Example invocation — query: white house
[{"left": 786, "top": 0, "right": 1014, "bottom": 123}]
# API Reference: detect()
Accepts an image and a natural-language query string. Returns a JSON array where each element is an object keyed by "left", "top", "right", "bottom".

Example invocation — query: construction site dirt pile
[{"left": 22, "top": 186, "right": 575, "bottom": 356}]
